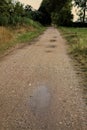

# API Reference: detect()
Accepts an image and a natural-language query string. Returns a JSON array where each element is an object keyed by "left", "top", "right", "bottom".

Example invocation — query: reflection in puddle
[{"left": 29, "top": 85, "right": 51, "bottom": 114}]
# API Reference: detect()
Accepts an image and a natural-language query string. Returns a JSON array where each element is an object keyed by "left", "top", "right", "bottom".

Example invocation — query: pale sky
[
  {"left": 72, "top": 7, "right": 78, "bottom": 21},
  {"left": 18, "top": 0, "right": 77, "bottom": 21},
  {"left": 18, "top": 0, "right": 42, "bottom": 9}
]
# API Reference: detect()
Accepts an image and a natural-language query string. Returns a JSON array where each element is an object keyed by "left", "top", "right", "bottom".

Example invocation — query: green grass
[
  {"left": 16, "top": 28, "right": 44, "bottom": 43},
  {"left": 59, "top": 27, "right": 87, "bottom": 63},
  {"left": 59, "top": 27, "right": 87, "bottom": 103}
]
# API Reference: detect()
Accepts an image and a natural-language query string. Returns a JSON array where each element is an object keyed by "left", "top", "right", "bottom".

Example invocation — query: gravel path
[{"left": 0, "top": 27, "right": 87, "bottom": 130}]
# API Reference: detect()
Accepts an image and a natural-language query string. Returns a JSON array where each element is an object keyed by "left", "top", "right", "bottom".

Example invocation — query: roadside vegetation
[
  {"left": 0, "top": 19, "right": 44, "bottom": 56},
  {"left": 60, "top": 27, "right": 87, "bottom": 70},
  {"left": 60, "top": 27, "right": 87, "bottom": 102},
  {"left": 0, "top": 0, "right": 45, "bottom": 56}
]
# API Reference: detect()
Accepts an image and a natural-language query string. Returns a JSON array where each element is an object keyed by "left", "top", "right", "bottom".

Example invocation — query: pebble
[{"left": 29, "top": 83, "right": 31, "bottom": 87}]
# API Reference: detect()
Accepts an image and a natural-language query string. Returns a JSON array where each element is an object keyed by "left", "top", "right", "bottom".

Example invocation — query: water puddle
[
  {"left": 47, "top": 45, "right": 57, "bottom": 48},
  {"left": 45, "top": 50, "right": 53, "bottom": 53},
  {"left": 50, "top": 39, "right": 56, "bottom": 42},
  {"left": 29, "top": 85, "right": 51, "bottom": 114},
  {"left": 53, "top": 36, "right": 57, "bottom": 38}
]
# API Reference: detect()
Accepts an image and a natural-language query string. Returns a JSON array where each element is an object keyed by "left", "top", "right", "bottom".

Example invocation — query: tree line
[
  {"left": 0, "top": 0, "right": 42, "bottom": 26},
  {"left": 0, "top": 0, "right": 87, "bottom": 27},
  {"left": 38, "top": 0, "right": 87, "bottom": 26},
  {"left": 38, "top": 0, "right": 73, "bottom": 26}
]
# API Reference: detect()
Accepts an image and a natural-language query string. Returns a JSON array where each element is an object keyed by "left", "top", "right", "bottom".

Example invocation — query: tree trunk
[
  {"left": 83, "top": 8, "right": 86, "bottom": 23},
  {"left": 83, "top": 0, "right": 86, "bottom": 23}
]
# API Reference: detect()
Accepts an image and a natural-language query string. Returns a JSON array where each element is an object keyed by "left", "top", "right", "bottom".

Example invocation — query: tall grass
[
  {"left": 0, "top": 27, "right": 13, "bottom": 44},
  {"left": 60, "top": 27, "right": 87, "bottom": 61},
  {"left": 0, "top": 19, "right": 45, "bottom": 55}
]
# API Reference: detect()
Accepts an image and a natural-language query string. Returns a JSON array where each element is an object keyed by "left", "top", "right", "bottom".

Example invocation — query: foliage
[
  {"left": 39, "top": 0, "right": 73, "bottom": 26},
  {"left": 0, "top": 19, "right": 45, "bottom": 55},
  {"left": 0, "top": 0, "right": 25, "bottom": 25},
  {"left": 24, "top": 5, "right": 33, "bottom": 18},
  {"left": 0, "top": 0, "right": 42, "bottom": 26},
  {"left": 0, "top": 0, "right": 45, "bottom": 53},
  {"left": 0, "top": 0, "right": 73, "bottom": 26},
  {"left": 38, "top": 0, "right": 51, "bottom": 25},
  {"left": 52, "top": 1, "right": 73, "bottom": 26},
  {"left": 74, "top": 0, "right": 87, "bottom": 22}
]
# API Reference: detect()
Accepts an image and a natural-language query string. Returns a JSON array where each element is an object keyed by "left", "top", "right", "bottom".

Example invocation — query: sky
[
  {"left": 18, "top": 0, "right": 42, "bottom": 9},
  {"left": 18, "top": 0, "right": 78, "bottom": 21}
]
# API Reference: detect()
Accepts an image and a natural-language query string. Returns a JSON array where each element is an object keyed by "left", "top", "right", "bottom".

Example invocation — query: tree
[
  {"left": 39, "top": 2, "right": 51, "bottom": 25},
  {"left": 24, "top": 5, "right": 33, "bottom": 18},
  {"left": 0, "top": 0, "right": 25, "bottom": 26},
  {"left": 0, "top": 0, "right": 10, "bottom": 25},
  {"left": 74, "top": 0, "right": 87, "bottom": 22},
  {"left": 39, "top": 0, "right": 73, "bottom": 26},
  {"left": 7, "top": 1, "right": 25, "bottom": 25},
  {"left": 52, "top": 3, "right": 73, "bottom": 26}
]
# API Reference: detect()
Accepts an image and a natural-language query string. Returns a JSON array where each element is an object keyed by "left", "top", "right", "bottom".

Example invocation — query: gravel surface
[{"left": 0, "top": 27, "right": 87, "bottom": 130}]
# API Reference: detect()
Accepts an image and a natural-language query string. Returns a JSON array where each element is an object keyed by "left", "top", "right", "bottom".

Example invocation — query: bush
[{"left": 0, "top": 15, "right": 9, "bottom": 26}]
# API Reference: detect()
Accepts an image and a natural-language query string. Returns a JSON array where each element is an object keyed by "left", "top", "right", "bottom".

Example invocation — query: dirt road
[{"left": 0, "top": 27, "right": 87, "bottom": 130}]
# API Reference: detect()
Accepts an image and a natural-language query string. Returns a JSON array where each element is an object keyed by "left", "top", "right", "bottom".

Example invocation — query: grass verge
[
  {"left": 59, "top": 27, "right": 87, "bottom": 104},
  {"left": 0, "top": 19, "right": 45, "bottom": 56}
]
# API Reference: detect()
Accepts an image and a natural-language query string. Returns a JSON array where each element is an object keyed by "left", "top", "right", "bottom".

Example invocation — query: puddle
[
  {"left": 45, "top": 50, "right": 53, "bottom": 53},
  {"left": 29, "top": 85, "right": 51, "bottom": 114},
  {"left": 50, "top": 39, "right": 56, "bottom": 42},
  {"left": 53, "top": 36, "right": 57, "bottom": 38},
  {"left": 36, "top": 44, "right": 41, "bottom": 46},
  {"left": 47, "top": 45, "right": 57, "bottom": 48}
]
